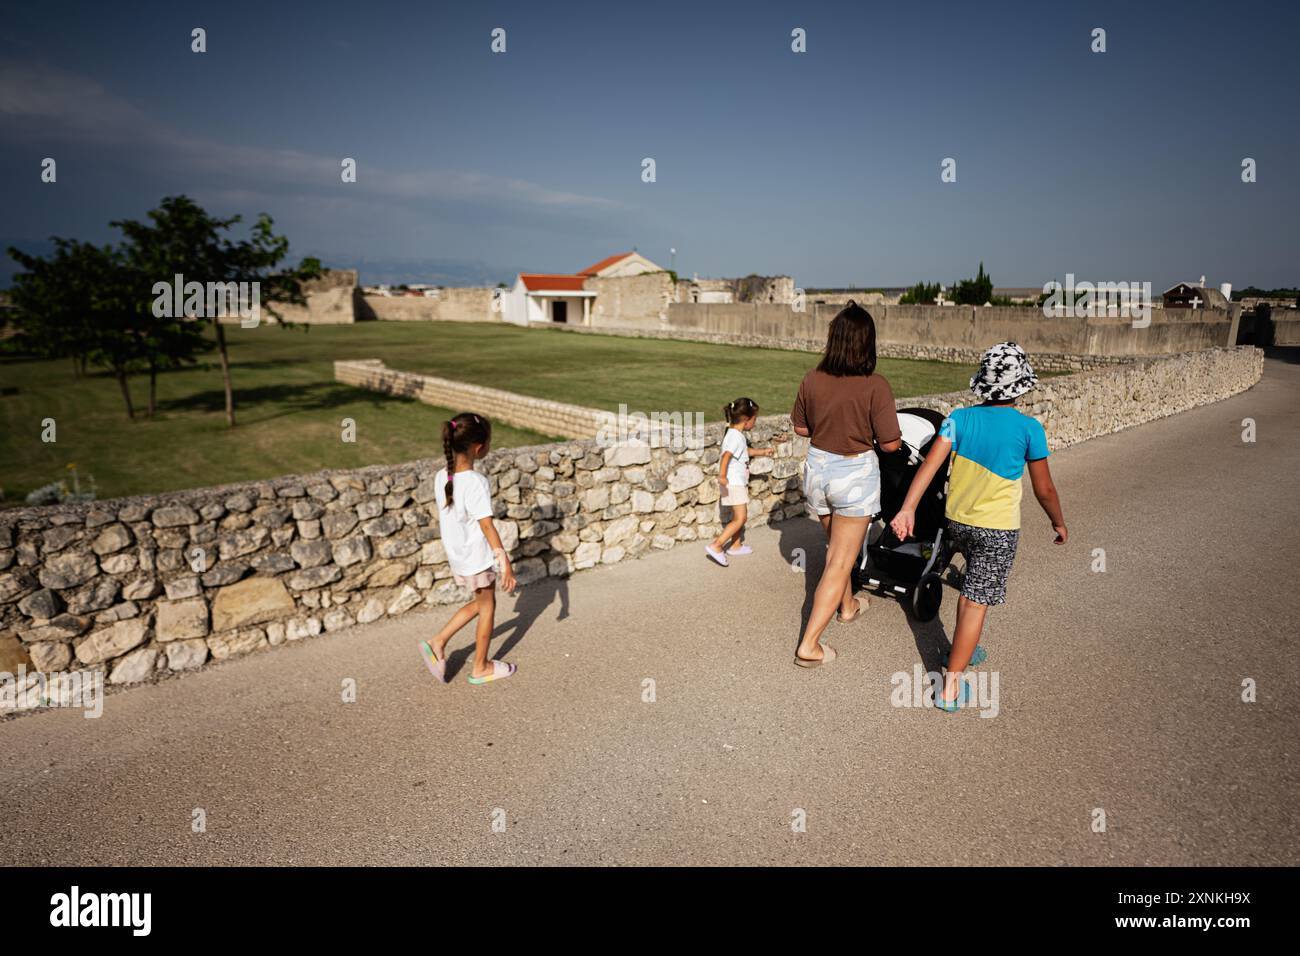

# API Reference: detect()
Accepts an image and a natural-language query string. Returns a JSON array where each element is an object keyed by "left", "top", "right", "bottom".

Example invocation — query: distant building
[
  {"left": 576, "top": 251, "right": 665, "bottom": 279},
  {"left": 1163, "top": 280, "right": 1229, "bottom": 310},
  {"left": 502, "top": 252, "right": 665, "bottom": 326},
  {"left": 504, "top": 273, "right": 595, "bottom": 326},
  {"left": 499, "top": 252, "right": 794, "bottom": 327}
]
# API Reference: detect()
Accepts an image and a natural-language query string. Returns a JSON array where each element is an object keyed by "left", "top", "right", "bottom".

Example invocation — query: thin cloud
[{"left": 0, "top": 60, "right": 620, "bottom": 212}]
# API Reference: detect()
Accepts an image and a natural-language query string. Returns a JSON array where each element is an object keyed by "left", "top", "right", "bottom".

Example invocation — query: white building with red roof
[
  {"left": 576, "top": 251, "right": 664, "bottom": 280},
  {"left": 501, "top": 251, "right": 665, "bottom": 326}
]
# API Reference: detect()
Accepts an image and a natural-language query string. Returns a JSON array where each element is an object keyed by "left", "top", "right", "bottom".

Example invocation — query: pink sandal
[
  {"left": 468, "top": 660, "right": 517, "bottom": 685},
  {"left": 419, "top": 640, "right": 448, "bottom": 684}
]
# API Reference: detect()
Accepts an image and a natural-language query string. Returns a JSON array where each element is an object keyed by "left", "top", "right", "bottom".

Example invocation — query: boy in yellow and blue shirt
[{"left": 892, "top": 342, "right": 1067, "bottom": 711}]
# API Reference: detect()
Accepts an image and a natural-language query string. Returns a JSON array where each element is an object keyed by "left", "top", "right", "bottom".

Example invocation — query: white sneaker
[{"left": 704, "top": 545, "right": 729, "bottom": 567}]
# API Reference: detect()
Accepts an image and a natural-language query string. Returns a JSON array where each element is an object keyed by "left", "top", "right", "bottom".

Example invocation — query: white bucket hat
[{"left": 970, "top": 342, "right": 1038, "bottom": 401}]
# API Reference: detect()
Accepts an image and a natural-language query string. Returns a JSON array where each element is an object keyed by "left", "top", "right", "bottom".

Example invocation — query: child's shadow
[
  {"left": 898, "top": 562, "right": 968, "bottom": 676},
  {"left": 494, "top": 574, "right": 570, "bottom": 658},
  {"left": 442, "top": 576, "right": 571, "bottom": 681},
  {"left": 901, "top": 603, "right": 950, "bottom": 677}
]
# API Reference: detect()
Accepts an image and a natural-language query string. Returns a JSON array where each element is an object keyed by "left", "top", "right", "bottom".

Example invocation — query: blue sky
[{"left": 1, "top": 0, "right": 1297, "bottom": 289}]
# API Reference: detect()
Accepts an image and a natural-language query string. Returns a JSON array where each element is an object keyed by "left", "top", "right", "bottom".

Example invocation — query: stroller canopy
[{"left": 898, "top": 412, "right": 938, "bottom": 464}]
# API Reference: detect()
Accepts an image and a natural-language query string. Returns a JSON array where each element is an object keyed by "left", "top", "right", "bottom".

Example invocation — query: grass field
[
  {"left": 393, "top": 323, "right": 976, "bottom": 417},
  {"left": 1, "top": 321, "right": 979, "bottom": 503}
]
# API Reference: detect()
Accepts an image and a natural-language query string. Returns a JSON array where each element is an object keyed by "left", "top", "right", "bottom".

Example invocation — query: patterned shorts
[
  {"left": 802, "top": 446, "right": 881, "bottom": 518},
  {"left": 946, "top": 520, "right": 1019, "bottom": 606}
]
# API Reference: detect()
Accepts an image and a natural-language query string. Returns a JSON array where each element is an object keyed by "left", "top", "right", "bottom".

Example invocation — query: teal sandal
[
  {"left": 942, "top": 645, "right": 987, "bottom": 668},
  {"left": 934, "top": 678, "right": 973, "bottom": 713}
]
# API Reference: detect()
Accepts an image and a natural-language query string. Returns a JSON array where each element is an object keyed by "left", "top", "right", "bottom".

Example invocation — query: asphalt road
[{"left": 2, "top": 355, "right": 1297, "bottom": 866}]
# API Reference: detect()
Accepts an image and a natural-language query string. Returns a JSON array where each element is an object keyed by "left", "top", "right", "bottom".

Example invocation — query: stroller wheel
[{"left": 911, "top": 572, "right": 943, "bottom": 622}]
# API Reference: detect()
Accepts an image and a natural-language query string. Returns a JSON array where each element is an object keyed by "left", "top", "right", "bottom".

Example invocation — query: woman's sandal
[
  {"left": 419, "top": 640, "right": 449, "bottom": 684},
  {"left": 836, "top": 596, "right": 866, "bottom": 624},
  {"left": 468, "top": 659, "right": 517, "bottom": 685},
  {"left": 794, "top": 643, "right": 837, "bottom": 668}
]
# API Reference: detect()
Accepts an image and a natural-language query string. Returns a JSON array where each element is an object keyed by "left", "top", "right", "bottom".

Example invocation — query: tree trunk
[
  {"left": 116, "top": 368, "right": 135, "bottom": 420},
  {"left": 148, "top": 360, "right": 157, "bottom": 418},
  {"left": 213, "top": 320, "right": 236, "bottom": 427}
]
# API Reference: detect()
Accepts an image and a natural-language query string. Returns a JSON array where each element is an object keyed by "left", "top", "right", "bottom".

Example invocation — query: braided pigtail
[{"left": 442, "top": 419, "right": 458, "bottom": 507}]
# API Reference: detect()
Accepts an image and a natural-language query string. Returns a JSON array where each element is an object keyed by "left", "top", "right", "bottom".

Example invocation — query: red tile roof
[
  {"left": 519, "top": 273, "right": 588, "bottom": 292},
  {"left": 577, "top": 252, "right": 634, "bottom": 276}
]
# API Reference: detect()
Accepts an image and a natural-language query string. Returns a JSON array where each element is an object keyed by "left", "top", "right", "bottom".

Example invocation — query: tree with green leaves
[
  {"left": 8, "top": 195, "right": 321, "bottom": 425},
  {"left": 7, "top": 239, "right": 104, "bottom": 379},
  {"left": 899, "top": 281, "right": 941, "bottom": 305},
  {"left": 952, "top": 262, "right": 994, "bottom": 306},
  {"left": 112, "top": 196, "right": 321, "bottom": 426},
  {"left": 7, "top": 239, "right": 151, "bottom": 418}
]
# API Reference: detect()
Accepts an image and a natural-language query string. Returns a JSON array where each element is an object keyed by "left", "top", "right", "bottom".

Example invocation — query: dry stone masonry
[
  {"left": 334, "top": 359, "right": 604, "bottom": 439},
  {"left": 0, "top": 346, "right": 1262, "bottom": 701}
]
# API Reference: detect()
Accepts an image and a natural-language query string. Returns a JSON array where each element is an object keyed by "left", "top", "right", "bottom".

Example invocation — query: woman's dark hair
[
  {"left": 816, "top": 300, "right": 878, "bottom": 377},
  {"left": 442, "top": 412, "right": 492, "bottom": 507},
  {"left": 723, "top": 397, "right": 759, "bottom": 425}
]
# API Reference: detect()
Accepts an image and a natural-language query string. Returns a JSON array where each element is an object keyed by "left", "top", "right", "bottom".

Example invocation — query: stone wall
[
  {"left": 0, "top": 347, "right": 1263, "bottom": 703},
  {"left": 0, "top": 425, "right": 798, "bottom": 698},
  {"left": 544, "top": 323, "right": 1123, "bottom": 373},
  {"left": 875, "top": 343, "right": 1130, "bottom": 373},
  {"left": 334, "top": 359, "right": 601, "bottom": 439},
  {"left": 897, "top": 346, "right": 1264, "bottom": 448},
  {"left": 263, "top": 269, "right": 360, "bottom": 325},
  {"left": 585, "top": 272, "right": 677, "bottom": 329},
  {"left": 733, "top": 275, "right": 796, "bottom": 304},
  {"left": 588, "top": 301, "right": 1239, "bottom": 360},
  {"left": 358, "top": 288, "right": 497, "bottom": 323},
  {"left": 1271, "top": 315, "right": 1300, "bottom": 347}
]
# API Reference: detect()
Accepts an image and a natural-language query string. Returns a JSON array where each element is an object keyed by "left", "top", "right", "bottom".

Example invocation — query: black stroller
[{"left": 852, "top": 407, "right": 959, "bottom": 621}]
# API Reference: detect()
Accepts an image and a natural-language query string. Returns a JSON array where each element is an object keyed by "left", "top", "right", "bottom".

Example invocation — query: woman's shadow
[
  {"left": 771, "top": 514, "right": 831, "bottom": 644},
  {"left": 772, "top": 513, "right": 955, "bottom": 671},
  {"left": 442, "top": 575, "right": 570, "bottom": 681}
]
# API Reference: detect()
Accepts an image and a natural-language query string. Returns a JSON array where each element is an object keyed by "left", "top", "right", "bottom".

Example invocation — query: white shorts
[
  {"left": 802, "top": 446, "right": 881, "bottom": 518},
  {"left": 720, "top": 483, "right": 750, "bottom": 507}
]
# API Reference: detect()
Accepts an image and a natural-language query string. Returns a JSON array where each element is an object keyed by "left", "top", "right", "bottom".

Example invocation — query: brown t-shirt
[{"left": 791, "top": 369, "right": 902, "bottom": 455}]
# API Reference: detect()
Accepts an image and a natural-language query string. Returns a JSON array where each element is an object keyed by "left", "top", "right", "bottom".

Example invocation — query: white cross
[{"left": 1189, "top": 295, "right": 1202, "bottom": 309}]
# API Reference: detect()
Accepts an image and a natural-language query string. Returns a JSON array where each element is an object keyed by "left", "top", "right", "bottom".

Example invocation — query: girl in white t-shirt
[
  {"left": 419, "top": 412, "right": 519, "bottom": 686},
  {"left": 705, "top": 398, "right": 777, "bottom": 567}
]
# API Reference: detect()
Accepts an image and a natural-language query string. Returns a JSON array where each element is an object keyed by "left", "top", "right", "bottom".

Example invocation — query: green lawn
[
  {"left": 0, "top": 329, "right": 553, "bottom": 506},
  {"left": 391, "top": 323, "right": 975, "bottom": 419},
  {"left": 1, "top": 321, "right": 978, "bottom": 504}
]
